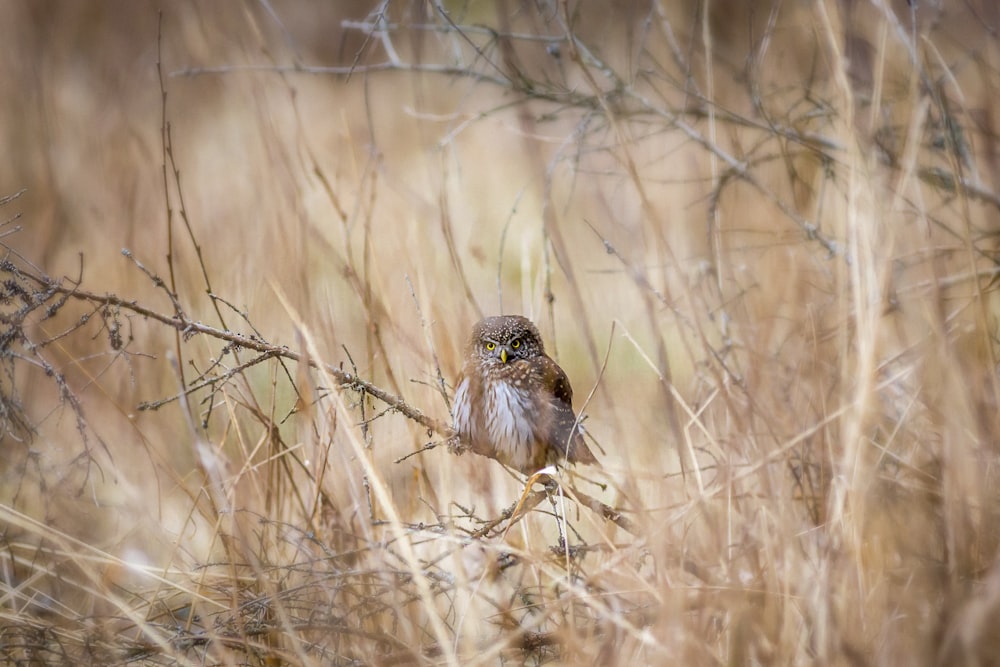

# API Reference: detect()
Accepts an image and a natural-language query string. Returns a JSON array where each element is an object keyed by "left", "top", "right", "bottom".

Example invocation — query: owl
[{"left": 452, "top": 315, "right": 598, "bottom": 473}]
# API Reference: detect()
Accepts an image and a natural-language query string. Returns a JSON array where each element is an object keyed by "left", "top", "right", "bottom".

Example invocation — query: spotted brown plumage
[{"left": 452, "top": 315, "right": 597, "bottom": 473}]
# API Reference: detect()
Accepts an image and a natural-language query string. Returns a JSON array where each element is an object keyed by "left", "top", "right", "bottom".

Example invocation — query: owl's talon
[{"left": 446, "top": 435, "right": 469, "bottom": 456}]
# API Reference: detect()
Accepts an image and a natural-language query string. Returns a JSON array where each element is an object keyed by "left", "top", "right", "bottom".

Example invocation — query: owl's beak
[{"left": 499, "top": 347, "right": 508, "bottom": 364}]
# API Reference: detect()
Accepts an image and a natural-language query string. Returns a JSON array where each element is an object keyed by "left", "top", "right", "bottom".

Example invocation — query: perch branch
[{"left": 19, "top": 264, "right": 451, "bottom": 437}]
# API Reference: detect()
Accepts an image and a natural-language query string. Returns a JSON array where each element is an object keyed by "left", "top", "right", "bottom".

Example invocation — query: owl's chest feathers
[
  {"left": 483, "top": 376, "right": 537, "bottom": 454},
  {"left": 453, "top": 363, "right": 540, "bottom": 469}
]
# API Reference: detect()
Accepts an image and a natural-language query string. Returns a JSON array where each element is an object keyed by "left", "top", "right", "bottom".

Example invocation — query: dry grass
[{"left": 2, "top": 1, "right": 1000, "bottom": 665}]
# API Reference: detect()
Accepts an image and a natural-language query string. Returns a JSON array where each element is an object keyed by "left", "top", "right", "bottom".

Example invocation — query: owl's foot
[{"left": 446, "top": 433, "right": 470, "bottom": 456}]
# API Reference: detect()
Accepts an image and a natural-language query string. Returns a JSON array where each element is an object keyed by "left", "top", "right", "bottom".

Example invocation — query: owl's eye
[
  {"left": 510, "top": 339, "right": 521, "bottom": 349},
  {"left": 485, "top": 342, "right": 496, "bottom": 351}
]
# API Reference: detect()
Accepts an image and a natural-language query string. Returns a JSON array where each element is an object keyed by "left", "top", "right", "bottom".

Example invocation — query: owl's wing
[{"left": 540, "top": 355, "right": 598, "bottom": 466}]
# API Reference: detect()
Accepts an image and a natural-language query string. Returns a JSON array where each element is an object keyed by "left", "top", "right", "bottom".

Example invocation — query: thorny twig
[{"left": 8, "top": 251, "right": 637, "bottom": 537}]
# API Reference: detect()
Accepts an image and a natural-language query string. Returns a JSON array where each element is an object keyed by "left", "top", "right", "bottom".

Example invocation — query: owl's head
[{"left": 468, "top": 315, "right": 544, "bottom": 366}]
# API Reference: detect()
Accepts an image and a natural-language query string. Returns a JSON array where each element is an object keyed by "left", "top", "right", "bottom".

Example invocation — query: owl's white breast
[
  {"left": 452, "top": 377, "right": 473, "bottom": 433},
  {"left": 452, "top": 373, "right": 537, "bottom": 471},
  {"left": 484, "top": 379, "right": 535, "bottom": 469}
]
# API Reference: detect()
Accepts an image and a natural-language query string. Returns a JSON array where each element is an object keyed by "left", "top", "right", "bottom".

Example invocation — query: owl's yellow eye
[
  {"left": 510, "top": 339, "right": 521, "bottom": 349},
  {"left": 485, "top": 342, "right": 496, "bottom": 351}
]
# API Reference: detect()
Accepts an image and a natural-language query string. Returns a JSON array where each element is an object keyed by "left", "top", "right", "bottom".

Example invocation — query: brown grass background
[{"left": 2, "top": 1, "right": 1000, "bottom": 664}]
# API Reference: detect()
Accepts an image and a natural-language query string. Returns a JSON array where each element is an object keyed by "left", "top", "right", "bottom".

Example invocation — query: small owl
[{"left": 452, "top": 315, "right": 597, "bottom": 473}]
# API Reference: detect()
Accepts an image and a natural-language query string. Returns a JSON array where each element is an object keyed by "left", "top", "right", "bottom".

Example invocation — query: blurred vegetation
[{"left": 2, "top": 0, "right": 1000, "bottom": 664}]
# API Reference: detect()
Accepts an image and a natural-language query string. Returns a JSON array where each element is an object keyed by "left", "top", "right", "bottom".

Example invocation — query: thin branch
[{"left": 22, "top": 265, "right": 451, "bottom": 437}]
